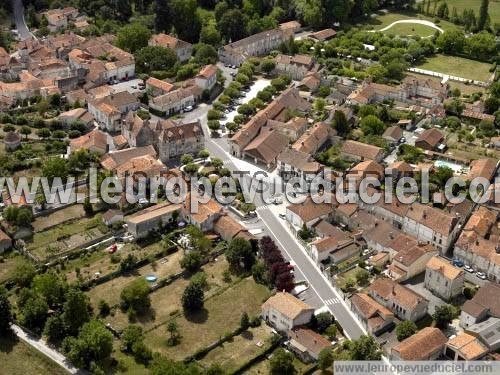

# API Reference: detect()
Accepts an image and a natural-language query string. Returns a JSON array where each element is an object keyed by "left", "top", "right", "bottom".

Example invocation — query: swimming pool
[{"left": 434, "top": 159, "right": 467, "bottom": 173}]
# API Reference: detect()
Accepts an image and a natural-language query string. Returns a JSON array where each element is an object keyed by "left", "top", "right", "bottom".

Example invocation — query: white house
[
  {"left": 424, "top": 256, "right": 465, "bottom": 301},
  {"left": 261, "top": 292, "right": 314, "bottom": 332}
]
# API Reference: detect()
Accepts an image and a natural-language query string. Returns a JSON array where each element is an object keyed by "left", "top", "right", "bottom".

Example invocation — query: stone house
[
  {"left": 261, "top": 292, "right": 314, "bottom": 332},
  {"left": 425, "top": 256, "right": 465, "bottom": 300}
]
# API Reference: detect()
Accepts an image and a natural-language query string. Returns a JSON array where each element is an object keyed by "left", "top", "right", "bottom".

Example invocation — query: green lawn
[
  {"left": 144, "top": 278, "right": 271, "bottom": 361},
  {"left": 199, "top": 325, "right": 275, "bottom": 373},
  {"left": 366, "top": 11, "right": 460, "bottom": 32},
  {"left": 440, "top": 0, "right": 500, "bottom": 24},
  {"left": 0, "top": 335, "right": 68, "bottom": 375},
  {"left": 417, "top": 54, "right": 493, "bottom": 81},
  {"left": 382, "top": 22, "right": 439, "bottom": 37}
]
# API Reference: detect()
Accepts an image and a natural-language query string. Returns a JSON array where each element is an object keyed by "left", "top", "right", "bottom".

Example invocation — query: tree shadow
[
  {"left": 184, "top": 308, "right": 209, "bottom": 324},
  {"left": 136, "top": 307, "right": 156, "bottom": 324},
  {"left": 241, "top": 330, "right": 254, "bottom": 340},
  {"left": 0, "top": 332, "right": 18, "bottom": 354}
]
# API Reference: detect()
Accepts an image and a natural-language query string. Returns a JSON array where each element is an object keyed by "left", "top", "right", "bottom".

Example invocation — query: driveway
[
  {"left": 11, "top": 0, "right": 35, "bottom": 40},
  {"left": 11, "top": 324, "right": 84, "bottom": 374}
]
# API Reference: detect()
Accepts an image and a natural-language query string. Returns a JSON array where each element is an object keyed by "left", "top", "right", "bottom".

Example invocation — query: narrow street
[{"left": 11, "top": 0, "right": 35, "bottom": 40}]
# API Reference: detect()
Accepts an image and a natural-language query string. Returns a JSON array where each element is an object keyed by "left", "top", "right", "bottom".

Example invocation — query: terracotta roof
[
  {"left": 287, "top": 327, "right": 331, "bottom": 355},
  {"left": 287, "top": 198, "right": 334, "bottom": 223},
  {"left": 213, "top": 214, "right": 247, "bottom": 240},
  {"left": 369, "top": 277, "right": 427, "bottom": 310},
  {"left": 341, "top": 140, "right": 383, "bottom": 160},
  {"left": 447, "top": 332, "right": 488, "bottom": 360},
  {"left": 70, "top": 129, "right": 107, "bottom": 154},
  {"left": 388, "top": 161, "right": 413, "bottom": 173},
  {"left": 406, "top": 202, "right": 457, "bottom": 236},
  {"left": 363, "top": 220, "right": 401, "bottom": 248},
  {"left": 127, "top": 202, "right": 182, "bottom": 224},
  {"left": 468, "top": 158, "right": 497, "bottom": 182},
  {"left": 462, "top": 283, "right": 500, "bottom": 318},
  {"left": 310, "top": 28, "right": 336, "bottom": 41},
  {"left": 351, "top": 293, "right": 393, "bottom": 322},
  {"left": 392, "top": 327, "right": 447, "bottom": 360},
  {"left": 311, "top": 231, "right": 351, "bottom": 252},
  {"left": 415, "top": 128, "right": 444, "bottom": 148},
  {"left": 149, "top": 33, "right": 192, "bottom": 50},
  {"left": 146, "top": 77, "right": 174, "bottom": 93},
  {"left": 278, "top": 147, "right": 321, "bottom": 172},
  {"left": 275, "top": 54, "right": 313, "bottom": 67},
  {"left": 426, "top": 256, "right": 464, "bottom": 280},
  {"left": 115, "top": 154, "right": 166, "bottom": 177},
  {"left": 102, "top": 209, "right": 123, "bottom": 221},
  {"left": 262, "top": 292, "right": 314, "bottom": 320},
  {"left": 157, "top": 120, "right": 202, "bottom": 142},
  {"left": 292, "top": 122, "right": 330, "bottom": 154},
  {"left": 313, "top": 220, "right": 341, "bottom": 237},
  {"left": 183, "top": 196, "right": 222, "bottom": 225},
  {"left": 243, "top": 128, "right": 289, "bottom": 164},
  {"left": 382, "top": 126, "right": 403, "bottom": 141},
  {"left": 196, "top": 64, "right": 217, "bottom": 79},
  {"left": 101, "top": 145, "right": 157, "bottom": 170},
  {"left": 279, "top": 21, "right": 301, "bottom": 31},
  {"left": 0, "top": 229, "right": 11, "bottom": 242},
  {"left": 393, "top": 243, "right": 435, "bottom": 267}
]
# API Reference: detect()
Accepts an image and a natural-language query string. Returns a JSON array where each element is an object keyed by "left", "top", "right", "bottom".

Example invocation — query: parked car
[
  {"left": 476, "top": 271, "right": 487, "bottom": 280},
  {"left": 184, "top": 105, "right": 193, "bottom": 112},
  {"left": 279, "top": 213, "right": 286, "bottom": 220},
  {"left": 464, "top": 265, "right": 474, "bottom": 273},
  {"left": 452, "top": 258, "right": 464, "bottom": 267}
]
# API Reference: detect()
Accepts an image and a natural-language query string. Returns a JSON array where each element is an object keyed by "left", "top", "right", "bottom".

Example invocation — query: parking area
[
  {"left": 402, "top": 274, "right": 446, "bottom": 315},
  {"left": 111, "top": 78, "right": 144, "bottom": 95}
]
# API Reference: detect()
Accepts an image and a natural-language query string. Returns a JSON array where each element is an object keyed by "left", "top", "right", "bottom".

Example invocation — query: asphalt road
[
  {"left": 12, "top": 0, "right": 33, "bottom": 40},
  {"left": 194, "top": 71, "right": 366, "bottom": 339}
]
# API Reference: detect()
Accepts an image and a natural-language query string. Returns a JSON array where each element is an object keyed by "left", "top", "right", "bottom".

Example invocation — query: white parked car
[
  {"left": 184, "top": 105, "right": 193, "bottom": 112},
  {"left": 476, "top": 271, "right": 487, "bottom": 280},
  {"left": 464, "top": 265, "right": 474, "bottom": 273}
]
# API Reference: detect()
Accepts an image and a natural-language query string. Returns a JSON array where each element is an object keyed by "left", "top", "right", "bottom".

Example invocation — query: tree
[
  {"left": 260, "top": 59, "right": 276, "bottom": 75},
  {"left": 194, "top": 43, "right": 218, "bottom": 65},
  {"left": 135, "top": 45, "right": 178, "bottom": 74},
  {"left": 433, "top": 304, "right": 455, "bottom": 328},
  {"left": 466, "top": 32, "right": 496, "bottom": 61},
  {"left": 349, "top": 335, "right": 381, "bottom": 360},
  {"left": 355, "top": 269, "right": 370, "bottom": 285},
  {"left": 167, "top": 321, "right": 180, "bottom": 346},
  {"left": 240, "top": 312, "right": 250, "bottom": 330},
  {"left": 36, "top": 127, "right": 51, "bottom": 139},
  {"left": 20, "top": 126, "right": 31, "bottom": 139},
  {"left": 181, "top": 280, "right": 204, "bottom": 312},
  {"left": 98, "top": 300, "right": 110, "bottom": 317},
  {"left": 314, "top": 97, "right": 326, "bottom": 113},
  {"left": 62, "top": 289, "right": 91, "bottom": 335},
  {"left": 43, "top": 314, "right": 66, "bottom": 343},
  {"left": 198, "top": 149, "right": 210, "bottom": 160},
  {"left": 121, "top": 278, "right": 151, "bottom": 314},
  {"left": 154, "top": 0, "right": 171, "bottom": 33},
  {"left": 478, "top": 0, "right": 489, "bottom": 30},
  {"left": 332, "top": 110, "right": 349, "bottom": 137},
  {"left": 116, "top": 23, "right": 151, "bottom": 53},
  {"left": 444, "top": 98, "right": 465, "bottom": 115},
  {"left": 122, "top": 325, "right": 144, "bottom": 352},
  {"left": 218, "top": 8, "right": 246, "bottom": 41},
  {"left": 269, "top": 348, "right": 295, "bottom": 375},
  {"left": 0, "top": 286, "right": 12, "bottom": 335},
  {"left": 20, "top": 293, "right": 48, "bottom": 332},
  {"left": 42, "top": 157, "right": 69, "bottom": 182},
  {"left": 181, "top": 154, "right": 194, "bottom": 165},
  {"left": 12, "top": 260, "right": 36, "bottom": 288},
  {"left": 318, "top": 348, "right": 333, "bottom": 372},
  {"left": 436, "top": 29, "right": 466, "bottom": 54},
  {"left": 83, "top": 197, "right": 93, "bottom": 216},
  {"left": 226, "top": 237, "right": 255, "bottom": 273},
  {"left": 396, "top": 320, "right": 417, "bottom": 341},
  {"left": 32, "top": 272, "right": 66, "bottom": 307},
  {"left": 63, "top": 320, "right": 113, "bottom": 369},
  {"left": 200, "top": 23, "right": 221, "bottom": 46},
  {"left": 170, "top": 0, "right": 201, "bottom": 43},
  {"left": 360, "top": 114, "right": 385, "bottom": 136},
  {"left": 180, "top": 251, "right": 203, "bottom": 273},
  {"left": 207, "top": 120, "right": 221, "bottom": 134},
  {"left": 315, "top": 312, "right": 334, "bottom": 333}
]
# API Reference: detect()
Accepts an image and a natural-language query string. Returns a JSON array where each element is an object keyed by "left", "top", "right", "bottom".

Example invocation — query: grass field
[
  {"left": 86, "top": 249, "right": 185, "bottom": 308},
  {"left": 0, "top": 252, "right": 22, "bottom": 284},
  {"left": 199, "top": 325, "right": 274, "bottom": 373},
  {"left": 65, "top": 240, "right": 169, "bottom": 283},
  {"left": 102, "top": 256, "right": 228, "bottom": 331},
  {"left": 406, "top": 72, "right": 487, "bottom": 95},
  {"left": 382, "top": 22, "right": 439, "bottom": 37},
  {"left": 367, "top": 11, "right": 460, "bottom": 32},
  {"left": 27, "top": 215, "right": 109, "bottom": 260},
  {"left": 144, "top": 278, "right": 271, "bottom": 360},
  {"left": 417, "top": 54, "right": 493, "bottom": 81},
  {"left": 0, "top": 336, "right": 67, "bottom": 375},
  {"left": 245, "top": 347, "right": 314, "bottom": 375},
  {"left": 32, "top": 204, "right": 86, "bottom": 232},
  {"left": 439, "top": 0, "right": 500, "bottom": 24}
]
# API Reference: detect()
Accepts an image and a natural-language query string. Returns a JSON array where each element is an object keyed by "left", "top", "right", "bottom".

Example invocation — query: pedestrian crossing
[
  {"left": 324, "top": 297, "right": 341, "bottom": 306},
  {"left": 256, "top": 206, "right": 269, "bottom": 212}
]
